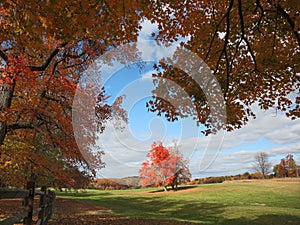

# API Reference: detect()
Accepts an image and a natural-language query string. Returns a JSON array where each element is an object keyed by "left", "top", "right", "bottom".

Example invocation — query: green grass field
[{"left": 57, "top": 180, "right": 300, "bottom": 224}]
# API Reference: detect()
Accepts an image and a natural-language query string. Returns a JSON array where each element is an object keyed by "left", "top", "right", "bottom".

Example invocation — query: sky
[{"left": 82, "top": 19, "right": 300, "bottom": 179}]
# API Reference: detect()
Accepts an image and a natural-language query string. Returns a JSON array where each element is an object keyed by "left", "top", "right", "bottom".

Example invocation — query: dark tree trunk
[
  {"left": 0, "top": 82, "right": 15, "bottom": 146},
  {"left": 0, "top": 121, "right": 6, "bottom": 146}
]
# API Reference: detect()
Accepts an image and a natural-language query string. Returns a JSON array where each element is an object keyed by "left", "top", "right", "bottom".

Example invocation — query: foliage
[
  {"left": 145, "top": 0, "right": 300, "bottom": 135},
  {"left": 273, "top": 154, "right": 299, "bottom": 178},
  {"left": 91, "top": 177, "right": 142, "bottom": 190},
  {"left": 0, "top": 0, "right": 146, "bottom": 187},
  {"left": 91, "top": 176, "right": 141, "bottom": 190},
  {"left": 139, "top": 142, "right": 191, "bottom": 191},
  {"left": 0, "top": 137, "right": 93, "bottom": 188}
]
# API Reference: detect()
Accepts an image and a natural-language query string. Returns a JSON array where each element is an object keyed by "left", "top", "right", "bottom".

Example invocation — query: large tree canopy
[
  {"left": 0, "top": 0, "right": 145, "bottom": 187},
  {"left": 145, "top": 0, "right": 299, "bottom": 134},
  {"left": 0, "top": 0, "right": 299, "bottom": 186}
]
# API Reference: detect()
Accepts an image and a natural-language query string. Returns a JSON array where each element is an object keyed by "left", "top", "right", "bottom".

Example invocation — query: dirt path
[{"left": 48, "top": 197, "right": 197, "bottom": 225}]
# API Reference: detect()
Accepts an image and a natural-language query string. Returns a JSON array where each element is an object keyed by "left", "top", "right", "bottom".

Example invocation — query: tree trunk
[
  {"left": 0, "top": 121, "right": 6, "bottom": 146},
  {"left": 163, "top": 186, "right": 168, "bottom": 192},
  {"left": 0, "top": 82, "right": 15, "bottom": 146}
]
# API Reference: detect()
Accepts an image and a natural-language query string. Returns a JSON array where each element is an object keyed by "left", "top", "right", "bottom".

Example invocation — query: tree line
[{"left": 254, "top": 152, "right": 299, "bottom": 179}]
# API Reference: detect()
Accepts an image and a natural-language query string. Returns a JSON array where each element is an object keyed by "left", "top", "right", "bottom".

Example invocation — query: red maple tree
[{"left": 139, "top": 142, "right": 191, "bottom": 191}]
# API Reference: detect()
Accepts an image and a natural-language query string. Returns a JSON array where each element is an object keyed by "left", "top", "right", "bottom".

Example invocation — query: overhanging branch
[
  {"left": 29, "top": 42, "right": 67, "bottom": 72},
  {"left": 277, "top": 4, "right": 300, "bottom": 48},
  {"left": 7, "top": 123, "right": 34, "bottom": 131}
]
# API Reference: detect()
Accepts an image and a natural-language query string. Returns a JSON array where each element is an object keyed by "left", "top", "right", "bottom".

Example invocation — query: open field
[{"left": 53, "top": 180, "right": 300, "bottom": 224}]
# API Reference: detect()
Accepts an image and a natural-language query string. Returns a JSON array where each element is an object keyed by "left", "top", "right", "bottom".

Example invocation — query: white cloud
[
  {"left": 207, "top": 105, "right": 300, "bottom": 150},
  {"left": 137, "top": 19, "right": 158, "bottom": 42},
  {"left": 140, "top": 69, "right": 156, "bottom": 81},
  {"left": 195, "top": 144, "right": 300, "bottom": 178}
]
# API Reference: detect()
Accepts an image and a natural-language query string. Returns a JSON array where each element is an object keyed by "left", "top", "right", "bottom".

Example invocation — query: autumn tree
[
  {"left": 139, "top": 142, "right": 191, "bottom": 191},
  {"left": 167, "top": 145, "right": 191, "bottom": 190},
  {"left": 0, "top": 138, "right": 93, "bottom": 188},
  {"left": 273, "top": 154, "right": 299, "bottom": 178},
  {"left": 144, "top": 0, "right": 300, "bottom": 134},
  {"left": 273, "top": 164, "right": 281, "bottom": 178},
  {"left": 254, "top": 152, "right": 271, "bottom": 179},
  {"left": 0, "top": 0, "right": 146, "bottom": 187},
  {"left": 285, "top": 154, "right": 299, "bottom": 177},
  {"left": 279, "top": 158, "right": 288, "bottom": 177}
]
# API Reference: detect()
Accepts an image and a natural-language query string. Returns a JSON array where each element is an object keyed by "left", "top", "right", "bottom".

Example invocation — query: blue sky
[{"left": 90, "top": 20, "right": 300, "bottom": 179}]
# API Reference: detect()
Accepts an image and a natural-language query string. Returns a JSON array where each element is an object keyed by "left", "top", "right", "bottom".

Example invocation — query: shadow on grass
[
  {"left": 148, "top": 185, "right": 198, "bottom": 193},
  {"left": 221, "top": 215, "right": 300, "bottom": 225},
  {"left": 86, "top": 194, "right": 300, "bottom": 225},
  {"left": 54, "top": 186, "right": 300, "bottom": 225},
  {"left": 56, "top": 191, "right": 114, "bottom": 198}
]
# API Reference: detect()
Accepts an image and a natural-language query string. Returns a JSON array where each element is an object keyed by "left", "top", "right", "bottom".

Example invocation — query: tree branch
[
  {"left": 0, "top": 49, "right": 8, "bottom": 61},
  {"left": 238, "top": 0, "right": 257, "bottom": 70},
  {"left": 205, "top": 13, "right": 227, "bottom": 61},
  {"left": 214, "top": 0, "right": 234, "bottom": 73},
  {"left": 253, "top": 0, "right": 265, "bottom": 35},
  {"left": 214, "top": 0, "right": 234, "bottom": 99},
  {"left": 29, "top": 42, "right": 67, "bottom": 71},
  {"left": 7, "top": 123, "right": 34, "bottom": 131},
  {"left": 277, "top": 4, "right": 300, "bottom": 48}
]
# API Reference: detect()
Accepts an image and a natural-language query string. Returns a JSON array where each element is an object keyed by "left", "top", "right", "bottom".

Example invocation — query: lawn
[{"left": 56, "top": 180, "right": 300, "bottom": 224}]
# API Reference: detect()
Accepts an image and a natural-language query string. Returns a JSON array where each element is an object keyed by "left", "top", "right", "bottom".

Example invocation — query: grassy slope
[{"left": 57, "top": 181, "right": 300, "bottom": 224}]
